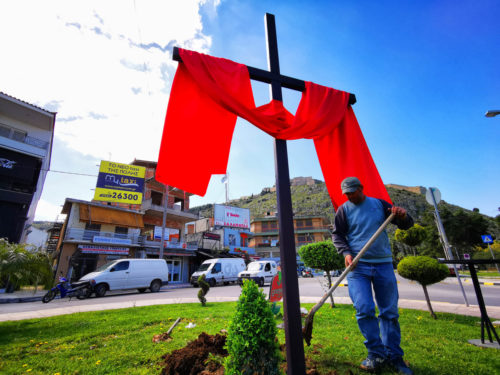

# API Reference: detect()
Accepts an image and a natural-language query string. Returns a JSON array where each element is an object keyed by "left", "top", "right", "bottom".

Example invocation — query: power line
[{"left": 44, "top": 169, "right": 97, "bottom": 177}]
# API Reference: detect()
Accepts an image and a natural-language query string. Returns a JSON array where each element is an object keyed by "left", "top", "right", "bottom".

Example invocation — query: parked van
[
  {"left": 190, "top": 258, "right": 246, "bottom": 287},
  {"left": 238, "top": 260, "right": 278, "bottom": 286},
  {"left": 79, "top": 259, "right": 169, "bottom": 297}
]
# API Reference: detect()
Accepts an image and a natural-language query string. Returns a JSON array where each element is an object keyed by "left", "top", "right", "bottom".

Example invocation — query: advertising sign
[
  {"left": 79, "top": 245, "right": 129, "bottom": 255},
  {"left": 93, "top": 236, "right": 132, "bottom": 245},
  {"left": 269, "top": 271, "right": 283, "bottom": 302},
  {"left": 154, "top": 226, "right": 180, "bottom": 241},
  {"left": 214, "top": 204, "right": 250, "bottom": 229},
  {"left": 203, "top": 232, "right": 221, "bottom": 240},
  {"left": 94, "top": 161, "right": 146, "bottom": 204}
]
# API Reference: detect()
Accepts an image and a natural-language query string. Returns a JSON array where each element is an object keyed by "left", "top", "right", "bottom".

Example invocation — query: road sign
[
  {"left": 425, "top": 187, "right": 441, "bottom": 205},
  {"left": 463, "top": 253, "right": 470, "bottom": 260},
  {"left": 482, "top": 235, "right": 493, "bottom": 244}
]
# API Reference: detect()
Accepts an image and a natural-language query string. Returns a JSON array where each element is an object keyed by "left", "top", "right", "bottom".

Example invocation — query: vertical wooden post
[{"left": 265, "top": 13, "right": 306, "bottom": 374}]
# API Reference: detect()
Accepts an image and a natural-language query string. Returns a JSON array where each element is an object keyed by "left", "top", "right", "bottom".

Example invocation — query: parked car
[
  {"left": 190, "top": 258, "right": 246, "bottom": 287},
  {"left": 238, "top": 260, "right": 278, "bottom": 286},
  {"left": 79, "top": 259, "right": 169, "bottom": 297}
]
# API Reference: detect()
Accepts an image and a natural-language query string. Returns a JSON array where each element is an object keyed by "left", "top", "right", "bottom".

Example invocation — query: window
[
  {"left": 305, "top": 219, "right": 312, "bottom": 227},
  {"left": 12, "top": 130, "right": 27, "bottom": 142},
  {"left": 115, "top": 226, "right": 128, "bottom": 239},
  {"left": 113, "top": 261, "right": 129, "bottom": 271},
  {"left": 212, "top": 263, "right": 221, "bottom": 273},
  {"left": 261, "top": 222, "right": 269, "bottom": 231},
  {"left": 296, "top": 220, "right": 304, "bottom": 227},
  {"left": 0, "top": 124, "right": 10, "bottom": 138},
  {"left": 151, "top": 190, "right": 163, "bottom": 206},
  {"left": 265, "top": 263, "right": 271, "bottom": 272},
  {"left": 83, "top": 223, "right": 101, "bottom": 241}
]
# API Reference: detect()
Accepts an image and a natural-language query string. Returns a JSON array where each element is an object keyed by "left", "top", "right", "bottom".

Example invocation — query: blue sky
[{"left": 0, "top": 0, "right": 498, "bottom": 220}]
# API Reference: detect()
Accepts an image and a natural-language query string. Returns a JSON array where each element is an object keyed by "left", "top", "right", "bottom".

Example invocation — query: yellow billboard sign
[{"left": 93, "top": 161, "right": 146, "bottom": 204}]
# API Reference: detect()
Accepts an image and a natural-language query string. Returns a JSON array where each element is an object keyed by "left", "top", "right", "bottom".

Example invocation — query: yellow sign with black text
[{"left": 93, "top": 161, "right": 146, "bottom": 204}]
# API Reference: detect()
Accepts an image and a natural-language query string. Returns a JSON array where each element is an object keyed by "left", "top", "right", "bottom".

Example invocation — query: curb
[{"left": 0, "top": 283, "right": 192, "bottom": 304}]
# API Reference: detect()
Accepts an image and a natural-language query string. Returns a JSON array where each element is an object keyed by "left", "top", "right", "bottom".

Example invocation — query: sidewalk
[
  {"left": 1, "top": 289, "right": 500, "bottom": 323},
  {"left": 0, "top": 283, "right": 192, "bottom": 304}
]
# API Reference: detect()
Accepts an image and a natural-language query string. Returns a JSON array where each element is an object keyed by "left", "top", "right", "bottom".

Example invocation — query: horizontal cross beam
[{"left": 172, "top": 47, "right": 356, "bottom": 105}]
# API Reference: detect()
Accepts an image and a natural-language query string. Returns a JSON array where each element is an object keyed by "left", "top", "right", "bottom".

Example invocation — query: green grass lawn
[
  {"left": 460, "top": 270, "right": 500, "bottom": 278},
  {"left": 0, "top": 302, "right": 498, "bottom": 374}
]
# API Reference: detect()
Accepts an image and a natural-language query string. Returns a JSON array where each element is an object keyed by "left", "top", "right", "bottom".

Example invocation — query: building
[
  {"left": 130, "top": 159, "right": 199, "bottom": 282},
  {"left": 250, "top": 214, "right": 331, "bottom": 259},
  {"left": 0, "top": 92, "right": 56, "bottom": 243},
  {"left": 52, "top": 160, "right": 201, "bottom": 284},
  {"left": 185, "top": 204, "right": 255, "bottom": 259},
  {"left": 53, "top": 198, "right": 145, "bottom": 281}
]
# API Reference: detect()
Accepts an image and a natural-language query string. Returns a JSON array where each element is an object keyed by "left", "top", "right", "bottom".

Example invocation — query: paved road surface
[{"left": 1, "top": 275, "right": 499, "bottom": 321}]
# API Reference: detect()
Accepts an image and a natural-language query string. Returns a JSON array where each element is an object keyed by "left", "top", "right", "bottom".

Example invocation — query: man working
[{"left": 332, "top": 177, "right": 414, "bottom": 374}]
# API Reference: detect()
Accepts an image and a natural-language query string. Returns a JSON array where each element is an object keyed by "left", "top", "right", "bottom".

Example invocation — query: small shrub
[
  {"left": 197, "top": 274, "right": 210, "bottom": 306},
  {"left": 224, "top": 279, "right": 280, "bottom": 374},
  {"left": 398, "top": 256, "right": 448, "bottom": 318}
]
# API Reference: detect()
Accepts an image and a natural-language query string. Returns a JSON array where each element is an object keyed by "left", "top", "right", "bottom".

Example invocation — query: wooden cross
[{"left": 173, "top": 13, "right": 355, "bottom": 374}]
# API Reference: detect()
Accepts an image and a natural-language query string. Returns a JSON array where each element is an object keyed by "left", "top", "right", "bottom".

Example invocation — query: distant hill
[{"left": 189, "top": 178, "right": 499, "bottom": 236}]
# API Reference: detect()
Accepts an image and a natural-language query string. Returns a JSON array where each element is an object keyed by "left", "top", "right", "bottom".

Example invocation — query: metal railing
[{"left": 0, "top": 122, "right": 49, "bottom": 150}]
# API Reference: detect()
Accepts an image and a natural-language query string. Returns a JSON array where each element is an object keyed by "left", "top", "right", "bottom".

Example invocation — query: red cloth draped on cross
[{"left": 156, "top": 48, "right": 391, "bottom": 209}]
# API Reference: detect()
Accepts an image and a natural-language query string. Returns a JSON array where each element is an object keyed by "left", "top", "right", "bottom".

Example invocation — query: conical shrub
[{"left": 224, "top": 279, "right": 280, "bottom": 374}]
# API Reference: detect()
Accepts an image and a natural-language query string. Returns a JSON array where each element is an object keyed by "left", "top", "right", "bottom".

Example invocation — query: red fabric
[{"left": 156, "top": 48, "right": 391, "bottom": 209}]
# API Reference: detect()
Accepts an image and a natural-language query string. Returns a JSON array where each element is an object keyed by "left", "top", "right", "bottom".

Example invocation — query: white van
[
  {"left": 190, "top": 258, "right": 246, "bottom": 287},
  {"left": 238, "top": 260, "right": 278, "bottom": 286},
  {"left": 79, "top": 259, "right": 169, "bottom": 297}
]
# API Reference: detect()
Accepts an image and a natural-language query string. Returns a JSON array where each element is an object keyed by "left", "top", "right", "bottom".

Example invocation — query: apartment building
[
  {"left": 250, "top": 214, "right": 331, "bottom": 259},
  {"left": 130, "top": 160, "right": 199, "bottom": 283},
  {"left": 0, "top": 92, "right": 55, "bottom": 243},
  {"left": 53, "top": 198, "right": 145, "bottom": 281}
]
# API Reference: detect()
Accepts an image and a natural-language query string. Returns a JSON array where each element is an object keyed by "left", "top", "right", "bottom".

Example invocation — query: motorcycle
[
  {"left": 301, "top": 269, "right": 314, "bottom": 278},
  {"left": 42, "top": 277, "right": 94, "bottom": 303}
]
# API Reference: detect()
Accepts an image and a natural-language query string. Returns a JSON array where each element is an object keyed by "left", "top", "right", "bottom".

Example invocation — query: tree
[
  {"left": 298, "top": 240, "right": 343, "bottom": 307},
  {"left": 394, "top": 224, "right": 426, "bottom": 255},
  {"left": 397, "top": 256, "right": 449, "bottom": 319},
  {"left": 0, "top": 239, "right": 53, "bottom": 292},
  {"left": 445, "top": 209, "right": 489, "bottom": 256},
  {"left": 224, "top": 280, "right": 280, "bottom": 374}
]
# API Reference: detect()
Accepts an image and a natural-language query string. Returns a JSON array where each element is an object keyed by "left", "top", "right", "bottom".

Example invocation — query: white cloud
[
  {"left": 34, "top": 199, "right": 66, "bottom": 221},
  {"left": 0, "top": 0, "right": 217, "bottom": 162}
]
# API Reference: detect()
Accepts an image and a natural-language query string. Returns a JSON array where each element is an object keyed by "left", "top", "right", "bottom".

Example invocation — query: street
[{"left": 1, "top": 275, "right": 499, "bottom": 321}]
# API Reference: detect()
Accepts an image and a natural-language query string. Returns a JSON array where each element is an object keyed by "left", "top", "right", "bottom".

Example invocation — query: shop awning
[{"left": 79, "top": 204, "right": 144, "bottom": 228}]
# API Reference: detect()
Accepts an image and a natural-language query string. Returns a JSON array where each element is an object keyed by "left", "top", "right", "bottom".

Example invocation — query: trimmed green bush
[
  {"left": 197, "top": 274, "right": 209, "bottom": 306},
  {"left": 224, "top": 279, "right": 280, "bottom": 375},
  {"left": 397, "top": 256, "right": 449, "bottom": 318},
  {"left": 299, "top": 240, "right": 343, "bottom": 307}
]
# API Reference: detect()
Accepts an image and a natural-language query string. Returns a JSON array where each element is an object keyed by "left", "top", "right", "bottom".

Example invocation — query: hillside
[{"left": 189, "top": 180, "right": 498, "bottom": 236}]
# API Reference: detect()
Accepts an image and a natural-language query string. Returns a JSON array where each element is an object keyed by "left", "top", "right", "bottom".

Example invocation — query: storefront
[{"left": 144, "top": 247, "right": 195, "bottom": 284}]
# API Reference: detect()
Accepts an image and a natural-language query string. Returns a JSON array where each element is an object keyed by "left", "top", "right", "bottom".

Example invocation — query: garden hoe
[{"left": 302, "top": 212, "right": 395, "bottom": 345}]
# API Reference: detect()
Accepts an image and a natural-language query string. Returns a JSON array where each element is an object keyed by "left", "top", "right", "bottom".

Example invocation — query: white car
[
  {"left": 79, "top": 259, "right": 169, "bottom": 297},
  {"left": 191, "top": 258, "right": 246, "bottom": 287},
  {"left": 238, "top": 260, "right": 278, "bottom": 286}
]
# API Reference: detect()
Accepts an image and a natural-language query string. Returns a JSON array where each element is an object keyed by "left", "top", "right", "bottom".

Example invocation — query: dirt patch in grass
[
  {"left": 159, "top": 333, "right": 333, "bottom": 375},
  {"left": 159, "top": 332, "right": 227, "bottom": 375}
]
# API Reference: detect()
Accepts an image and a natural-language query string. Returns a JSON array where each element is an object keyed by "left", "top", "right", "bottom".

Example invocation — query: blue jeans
[{"left": 347, "top": 261, "right": 403, "bottom": 360}]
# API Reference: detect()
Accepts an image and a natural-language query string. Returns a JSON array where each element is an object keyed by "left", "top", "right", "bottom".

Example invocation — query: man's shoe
[
  {"left": 390, "top": 357, "right": 413, "bottom": 375},
  {"left": 360, "top": 356, "right": 386, "bottom": 372}
]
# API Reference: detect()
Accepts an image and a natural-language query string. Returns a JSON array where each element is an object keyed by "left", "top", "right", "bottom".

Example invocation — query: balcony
[
  {"left": 0, "top": 122, "right": 49, "bottom": 150},
  {"left": 141, "top": 199, "right": 199, "bottom": 222},
  {"left": 64, "top": 228, "right": 142, "bottom": 246}
]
